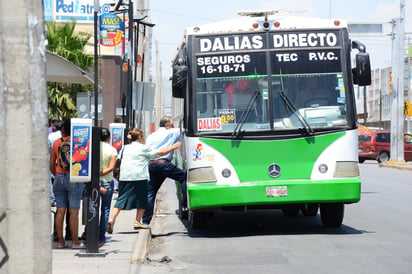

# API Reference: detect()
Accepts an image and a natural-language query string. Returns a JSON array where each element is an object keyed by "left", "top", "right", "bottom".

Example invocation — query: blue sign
[
  {"left": 100, "top": 13, "right": 125, "bottom": 47},
  {"left": 43, "top": 0, "right": 111, "bottom": 23}
]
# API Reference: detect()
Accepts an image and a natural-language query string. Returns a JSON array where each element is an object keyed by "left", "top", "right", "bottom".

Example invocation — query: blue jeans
[
  {"left": 53, "top": 173, "right": 83, "bottom": 209},
  {"left": 142, "top": 161, "right": 187, "bottom": 224},
  {"left": 50, "top": 172, "right": 56, "bottom": 203},
  {"left": 99, "top": 180, "right": 114, "bottom": 243}
]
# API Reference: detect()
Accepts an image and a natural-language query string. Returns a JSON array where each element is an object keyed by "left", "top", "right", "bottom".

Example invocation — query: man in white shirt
[{"left": 142, "top": 116, "right": 187, "bottom": 225}]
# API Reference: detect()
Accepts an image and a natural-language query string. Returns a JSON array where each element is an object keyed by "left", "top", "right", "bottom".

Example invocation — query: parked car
[{"left": 358, "top": 131, "right": 412, "bottom": 163}]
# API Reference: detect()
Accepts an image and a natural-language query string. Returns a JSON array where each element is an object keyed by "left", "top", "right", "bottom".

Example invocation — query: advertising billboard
[
  {"left": 43, "top": 0, "right": 112, "bottom": 23},
  {"left": 70, "top": 118, "right": 93, "bottom": 183}
]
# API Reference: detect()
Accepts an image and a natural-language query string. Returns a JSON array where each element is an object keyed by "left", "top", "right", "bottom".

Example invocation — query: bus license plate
[{"left": 266, "top": 186, "right": 287, "bottom": 197}]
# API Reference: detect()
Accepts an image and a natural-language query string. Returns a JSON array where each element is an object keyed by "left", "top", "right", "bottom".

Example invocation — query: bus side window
[{"left": 197, "top": 81, "right": 207, "bottom": 114}]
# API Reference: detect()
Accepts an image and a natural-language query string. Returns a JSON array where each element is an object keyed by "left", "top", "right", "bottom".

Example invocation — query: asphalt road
[{"left": 137, "top": 162, "right": 412, "bottom": 274}]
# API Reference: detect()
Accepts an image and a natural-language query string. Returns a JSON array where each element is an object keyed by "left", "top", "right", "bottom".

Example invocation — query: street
[{"left": 137, "top": 161, "right": 412, "bottom": 274}]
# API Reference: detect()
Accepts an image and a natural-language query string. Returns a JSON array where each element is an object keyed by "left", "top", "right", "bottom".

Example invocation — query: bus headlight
[
  {"left": 334, "top": 161, "right": 360, "bottom": 177},
  {"left": 188, "top": 167, "right": 217, "bottom": 183}
]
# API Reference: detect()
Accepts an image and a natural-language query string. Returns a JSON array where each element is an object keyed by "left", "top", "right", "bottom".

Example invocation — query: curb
[
  {"left": 129, "top": 181, "right": 167, "bottom": 265},
  {"left": 379, "top": 162, "right": 412, "bottom": 171},
  {"left": 130, "top": 228, "right": 151, "bottom": 264}
]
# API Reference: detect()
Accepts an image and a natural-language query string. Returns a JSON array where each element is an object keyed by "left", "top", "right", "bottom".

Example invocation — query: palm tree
[
  {"left": 46, "top": 20, "right": 94, "bottom": 119},
  {"left": 48, "top": 83, "right": 77, "bottom": 119}
]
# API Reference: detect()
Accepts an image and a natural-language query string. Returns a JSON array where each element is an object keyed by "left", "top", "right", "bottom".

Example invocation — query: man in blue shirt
[{"left": 142, "top": 116, "right": 187, "bottom": 225}]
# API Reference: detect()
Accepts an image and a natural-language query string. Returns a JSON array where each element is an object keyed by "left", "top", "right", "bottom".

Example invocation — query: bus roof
[
  {"left": 184, "top": 15, "right": 348, "bottom": 36},
  {"left": 173, "top": 15, "right": 348, "bottom": 64}
]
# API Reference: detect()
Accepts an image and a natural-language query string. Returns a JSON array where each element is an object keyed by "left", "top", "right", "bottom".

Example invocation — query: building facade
[
  {"left": 44, "top": 0, "right": 156, "bottom": 133},
  {"left": 357, "top": 55, "right": 412, "bottom": 132}
]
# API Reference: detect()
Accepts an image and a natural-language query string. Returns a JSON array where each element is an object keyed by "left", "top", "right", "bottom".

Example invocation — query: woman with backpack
[{"left": 50, "top": 119, "right": 84, "bottom": 249}]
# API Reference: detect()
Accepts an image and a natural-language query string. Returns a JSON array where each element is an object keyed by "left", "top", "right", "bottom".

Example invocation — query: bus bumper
[{"left": 187, "top": 179, "right": 361, "bottom": 210}]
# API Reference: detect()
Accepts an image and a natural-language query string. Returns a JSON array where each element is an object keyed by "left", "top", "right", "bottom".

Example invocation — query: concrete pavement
[
  {"left": 52, "top": 162, "right": 411, "bottom": 273},
  {"left": 52, "top": 192, "right": 151, "bottom": 274}
]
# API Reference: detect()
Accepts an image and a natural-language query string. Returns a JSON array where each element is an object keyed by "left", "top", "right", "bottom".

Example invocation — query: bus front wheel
[
  {"left": 301, "top": 204, "right": 318, "bottom": 216},
  {"left": 320, "top": 203, "right": 344, "bottom": 227},
  {"left": 188, "top": 210, "right": 209, "bottom": 229}
]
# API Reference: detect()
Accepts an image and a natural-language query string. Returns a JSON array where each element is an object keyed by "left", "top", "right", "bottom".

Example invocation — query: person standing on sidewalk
[
  {"left": 48, "top": 120, "right": 62, "bottom": 207},
  {"left": 50, "top": 119, "right": 84, "bottom": 248},
  {"left": 142, "top": 116, "right": 187, "bottom": 226},
  {"left": 107, "top": 129, "right": 180, "bottom": 233},
  {"left": 48, "top": 120, "right": 71, "bottom": 242},
  {"left": 98, "top": 127, "right": 118, "bottom": 245}
]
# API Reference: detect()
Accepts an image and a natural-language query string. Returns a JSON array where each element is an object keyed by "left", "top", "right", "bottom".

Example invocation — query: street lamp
[
  {"left": 112, "top": 0, "right": 154, "bottom": 129},
  {"left": 111, "top": 0, "right": 133, "bottom": 128},
  {"left": 133, "top": 17, "right": 155, "bottom": 81},
  {"left": 77, "top": 0, "right": 102, "bottom": 256}
]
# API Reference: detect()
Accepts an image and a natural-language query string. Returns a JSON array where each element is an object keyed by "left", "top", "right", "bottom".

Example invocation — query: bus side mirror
[
  {"left": 352, "top": 53, "right": 371, "bottom": 86},
  {"left": 172, "top": 65, "right": 187, "bottom": 98},
  {"left": 351, "top": 40, "right": 371, "bottom": 86}
]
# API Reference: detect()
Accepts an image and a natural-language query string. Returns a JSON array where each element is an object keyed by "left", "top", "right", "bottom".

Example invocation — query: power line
[{"left": 150, "top": 8, "right": 214, "bottom": 22}]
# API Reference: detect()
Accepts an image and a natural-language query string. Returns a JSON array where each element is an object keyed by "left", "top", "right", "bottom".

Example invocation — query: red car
[{"left": 358, "top": 131, "right": 412, "bottom": 163}]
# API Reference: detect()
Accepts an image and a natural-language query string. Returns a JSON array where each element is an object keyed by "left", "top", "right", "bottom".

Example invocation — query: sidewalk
[
  {"left": 379, "top": 161, "right": 412, "bottom": 171},
  {"left": 52, "top": 192, "right": 151, "bottom": 274}
]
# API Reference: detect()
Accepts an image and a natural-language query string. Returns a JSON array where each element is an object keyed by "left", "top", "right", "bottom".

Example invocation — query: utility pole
[
  {"left": 363, "top": 86, "right": 368, "bottom": 126},
  {"left": 380, "top": 88, "right": 383, "bottom": 128},
  {"left": 408, "top": 37, "right": 412, "bottom": 133},
  {"left": 390, "top": 0, "right": 406, "bottom": 162},
  {"left": 126, "top": 0, "right": 134, "bottom": 129},
  {"left": 154, "top": 40, "right": 163, "bottom": 128},
  {"left": 0, "top": 0, "right": 50, "bottom": 272}
]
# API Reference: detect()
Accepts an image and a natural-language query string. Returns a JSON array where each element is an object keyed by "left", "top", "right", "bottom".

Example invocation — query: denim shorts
[{"left": 53, "top": 173, "right": 83, "bottom": 209}]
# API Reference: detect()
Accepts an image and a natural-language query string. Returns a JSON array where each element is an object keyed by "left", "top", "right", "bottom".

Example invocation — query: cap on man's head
[{"left": 54, "top": 120, "right": 63, "bottom": 130}]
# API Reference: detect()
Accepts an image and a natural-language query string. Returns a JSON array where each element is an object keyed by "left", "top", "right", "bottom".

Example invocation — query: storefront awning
[{"left": 46, "top": 50, "right": 100, "bottom": 87}]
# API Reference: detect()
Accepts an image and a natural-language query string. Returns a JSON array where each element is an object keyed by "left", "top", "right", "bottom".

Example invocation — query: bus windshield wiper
[
  {"left": 278, "top": 90, "right": 314, "bottom": 135},
  {"left": 232, "top": 88, "right": 260, "bottom": 139}
]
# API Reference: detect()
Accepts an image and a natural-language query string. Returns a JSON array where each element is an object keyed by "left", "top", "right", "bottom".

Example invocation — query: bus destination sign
[{"left": 195, "top": 31, "right": 342, "bottom": 77}]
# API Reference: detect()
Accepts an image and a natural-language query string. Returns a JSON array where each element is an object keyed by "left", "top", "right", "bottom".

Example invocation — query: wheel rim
[{"left": 379, "top": 152, "right": 389, "bottom": 163}]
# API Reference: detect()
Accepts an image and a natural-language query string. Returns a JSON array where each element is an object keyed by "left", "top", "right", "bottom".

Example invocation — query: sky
[{"left": 148, "top": 0, "right": 411, "bottom": 84}]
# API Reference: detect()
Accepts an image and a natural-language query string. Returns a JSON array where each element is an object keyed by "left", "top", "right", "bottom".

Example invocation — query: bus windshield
[
  {"left": 196, "top": 73, "right": 346, "bottom": 132},
  {"left": 193, "top": 31, "right": 349, "bottom": 134}
]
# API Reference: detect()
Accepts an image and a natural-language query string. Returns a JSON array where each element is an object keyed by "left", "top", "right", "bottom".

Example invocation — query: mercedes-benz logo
[{"left": 268, "top": 163, "right": 281, "bottom": 178}]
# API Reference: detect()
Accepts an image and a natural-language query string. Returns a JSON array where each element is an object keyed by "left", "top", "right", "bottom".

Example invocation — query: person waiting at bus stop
[
  {"left": 142, "top": 116, "right": 188, "bottom": 226},
  {"left": 98, "top": 127, "right": 118, "bottom": 245},
  {"left": 50, "top": 119, "right": 84, "bottom": 248},
  {"left": 107, "top": 128, "right": 180, "bottom": 232}
]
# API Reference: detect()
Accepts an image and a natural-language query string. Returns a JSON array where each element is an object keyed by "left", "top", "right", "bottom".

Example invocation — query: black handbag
[{"left": 113, "top": 148, "right": 124, "bottom": 180}]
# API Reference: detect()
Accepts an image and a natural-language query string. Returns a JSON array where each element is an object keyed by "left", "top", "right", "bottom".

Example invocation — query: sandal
[
  {"left": 134, "top": 221, "right": 149, "bottom": 230},
  {"left": 71, "top": 242, "right": 85, "bottom": 249},
  {"left": 56, "top": 242, "right": 66, "bottom": 248},
  {"left": 107, "top": 221, "right": 114, "bottom": 234}
]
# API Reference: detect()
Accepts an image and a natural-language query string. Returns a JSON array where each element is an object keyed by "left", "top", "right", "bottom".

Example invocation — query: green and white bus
[{"left": 171, "top": 11, "right": 371, "bottom": 229}]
